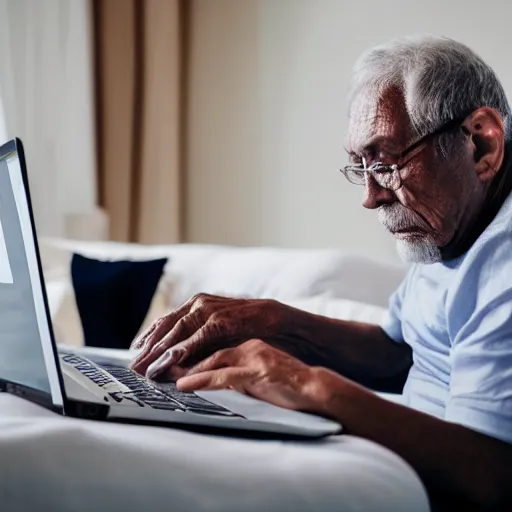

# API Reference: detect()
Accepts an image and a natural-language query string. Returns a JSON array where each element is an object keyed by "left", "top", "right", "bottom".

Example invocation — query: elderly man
[{"left": 131, "top": 36, "right": 512, "bottom": 510}]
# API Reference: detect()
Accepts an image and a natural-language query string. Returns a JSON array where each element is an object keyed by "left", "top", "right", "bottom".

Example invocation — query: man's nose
[{"left": 362, "top": 174, "right": 396, "bottom": 209}]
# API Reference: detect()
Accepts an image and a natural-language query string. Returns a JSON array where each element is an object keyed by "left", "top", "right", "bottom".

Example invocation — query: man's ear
[{"left": 462, "top": 107, "right": 505, "bottom": 182}]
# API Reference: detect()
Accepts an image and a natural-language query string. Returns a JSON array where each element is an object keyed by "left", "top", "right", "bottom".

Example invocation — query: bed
[{"left": 0, "top": 239, "right": 430, "bottom": 511}]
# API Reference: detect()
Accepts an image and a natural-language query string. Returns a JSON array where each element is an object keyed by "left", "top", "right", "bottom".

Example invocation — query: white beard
[
  {"left": 395, "top": 236, "right": 442, "bottom": 264},
  {"left": 376, "top": 205, "right": 442, "bottom": 264}
]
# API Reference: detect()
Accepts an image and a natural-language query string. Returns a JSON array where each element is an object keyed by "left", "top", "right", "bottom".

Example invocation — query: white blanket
[{"left": 0, "top": 392, "right": 429, "bottom": 512}]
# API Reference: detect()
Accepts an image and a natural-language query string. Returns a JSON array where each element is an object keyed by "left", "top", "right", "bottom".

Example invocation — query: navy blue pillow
[{"left": 71, "top": 253, "right": 168, "bottom": 349}]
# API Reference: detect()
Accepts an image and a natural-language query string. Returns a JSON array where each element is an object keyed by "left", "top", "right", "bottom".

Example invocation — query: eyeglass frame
[{"left": 339, "top": 112, "right": 471, "bottom": 191}]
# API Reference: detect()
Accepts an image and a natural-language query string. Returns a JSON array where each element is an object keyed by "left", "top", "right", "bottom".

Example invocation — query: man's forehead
[{"left": 346, "top": 88, "right": 410, "bottom": 154}]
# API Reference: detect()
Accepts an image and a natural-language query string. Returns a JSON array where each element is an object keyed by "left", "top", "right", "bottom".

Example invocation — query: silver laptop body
[{"left": 0, "top": 138, "right": 342, "bottom": 438}]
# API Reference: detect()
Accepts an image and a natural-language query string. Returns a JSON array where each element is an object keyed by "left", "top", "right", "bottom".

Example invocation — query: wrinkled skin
[
  {"left": 347, "top": 87, "right": 501, "bottom": 250},
  {"left": 175, "top": 339, "right": 328, "bottom": 412},
  {"left": 130, "top": 293, "right": 307, "bottom": 379}
]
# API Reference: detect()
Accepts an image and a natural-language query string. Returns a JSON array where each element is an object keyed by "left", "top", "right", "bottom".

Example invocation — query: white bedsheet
[{"left": 0, "top": 392, "right": 430, "bottom": 512}]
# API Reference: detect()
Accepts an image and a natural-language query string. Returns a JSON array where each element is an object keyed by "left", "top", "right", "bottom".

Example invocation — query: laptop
[{"left": 0, "top": 138, "right": 342, "bottom": 438}]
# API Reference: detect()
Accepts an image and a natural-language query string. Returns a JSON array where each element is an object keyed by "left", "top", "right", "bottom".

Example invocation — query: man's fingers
[
  {"left": 145, "top": 325, "right": 218, "bottom": 379},
  {"left": 149, "top": 313, "right": 199, "bottom": 355},
  {"left": 151, "top": 364, "right": 189, "bottom": 382},
  {"left": 131, "top": 320, "right": 159, "bottom": 350},
  {"left": 170, "top": 327, "right": 239, "bottom": 367},
  {"left": 130, "top": 323, "right": 170, "bottom": 369},
  {"left": 185, "top": 347, "right": 237, "bottom": 376},
  {"left": 130, "top": 304, "right": 193, "bottom": 370},
  {"left": 131, "top": 293, "right": 221, "bottom": 366},
  {"left": 176, "top": 368, "right": 249, "bottom": 392},
  {"left": 131, "top": 313, "right": 200, "bottom": 373},
  {"left": 132, "top": 316, "right": 173, "bottom": 357}
]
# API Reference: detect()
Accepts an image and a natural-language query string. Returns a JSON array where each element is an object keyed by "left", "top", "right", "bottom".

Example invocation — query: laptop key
[
  {"left": 98, "top": 363, "right": 240, "bottom": 417},
  {"left": 150, "top": 381, "right": 239, "bottom": 416}
]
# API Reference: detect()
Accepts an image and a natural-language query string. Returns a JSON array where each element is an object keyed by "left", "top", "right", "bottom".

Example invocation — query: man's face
[{"left": 346, "top": 87, "right": 482, "bottom": 263}]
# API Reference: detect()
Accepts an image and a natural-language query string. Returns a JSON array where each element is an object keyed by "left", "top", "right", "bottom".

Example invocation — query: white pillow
[
  {"left": 45, "top": 266, "right": 386, "bottom": 348},
  {"left": 164, "top": 249, "right": 404, "bottom": 309},
  {"left": 39, "top": 238, "right": 406, "bottom": 310}
]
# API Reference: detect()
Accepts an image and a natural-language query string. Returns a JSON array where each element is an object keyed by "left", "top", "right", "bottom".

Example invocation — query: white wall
[{"left": 186, "top": 0, "right": 512, "bottom": 265}]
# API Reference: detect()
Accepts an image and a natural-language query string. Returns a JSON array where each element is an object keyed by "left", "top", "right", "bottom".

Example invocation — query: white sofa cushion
[
  {"left": 39, "top": 238, "right": 397, "bottom": 346},
  {"left": 40, "top": 238, "right": 406, "bottom": 308}
]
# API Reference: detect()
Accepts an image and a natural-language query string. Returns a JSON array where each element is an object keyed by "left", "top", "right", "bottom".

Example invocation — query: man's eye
[{"left": 376, "top": 150, "right": 399, "bottom": 163}]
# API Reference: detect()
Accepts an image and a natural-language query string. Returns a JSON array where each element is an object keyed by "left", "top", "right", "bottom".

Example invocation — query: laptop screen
[{"left": 0, "top": 140, "right": 63, "bottom": 409}]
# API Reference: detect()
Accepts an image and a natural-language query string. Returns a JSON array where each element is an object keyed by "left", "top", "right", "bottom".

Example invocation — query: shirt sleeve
[
  {"left": 380, "top": 266, "right": 415, "bottom": 343},
  {"left": 445, "top": 235, "right": 512, "bottom": 444}
]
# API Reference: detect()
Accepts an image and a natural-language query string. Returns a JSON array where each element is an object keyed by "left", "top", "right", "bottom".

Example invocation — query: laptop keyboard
[
  {"left": 100, "top": 363, "right": 238, "bottom": 416},
  {"left": 60, "top": 353, "right": 239, "bottom": 417}
]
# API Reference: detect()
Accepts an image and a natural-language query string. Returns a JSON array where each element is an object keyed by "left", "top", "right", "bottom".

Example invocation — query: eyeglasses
[{"left": 340, "top": 114, "right": 468, "bottom": 191}]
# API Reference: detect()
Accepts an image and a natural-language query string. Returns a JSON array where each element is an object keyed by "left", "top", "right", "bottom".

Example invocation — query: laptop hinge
[{"left": 65, "top": 398, "right": 110, "bottom": 420}]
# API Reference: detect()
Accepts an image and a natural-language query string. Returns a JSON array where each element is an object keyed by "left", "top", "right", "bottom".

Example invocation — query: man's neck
[{"left": 440, "top": 142, "right": 512, "bottom": 261}]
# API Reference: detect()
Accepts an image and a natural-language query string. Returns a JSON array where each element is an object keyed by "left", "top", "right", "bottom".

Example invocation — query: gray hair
[{"left": 349, "top": 35, "right": 512, "bottom": 151}]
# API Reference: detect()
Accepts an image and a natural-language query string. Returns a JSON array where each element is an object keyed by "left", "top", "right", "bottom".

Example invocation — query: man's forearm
[
  {"left": 306, "top": 368, "right": 512, "bottom": 510},
  {"left": 285, "top": 305, "right": 412, "bottom": 386}
]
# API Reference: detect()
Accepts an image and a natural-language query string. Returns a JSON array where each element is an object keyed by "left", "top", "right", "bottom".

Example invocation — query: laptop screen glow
[{"left": 0, "top": 144, "right": 63, "bottom": 407}]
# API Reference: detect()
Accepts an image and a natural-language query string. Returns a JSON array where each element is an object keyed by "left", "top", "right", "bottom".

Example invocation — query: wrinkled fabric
[{"left": 0, "top": 394, "right": 428, "bottom": 512}]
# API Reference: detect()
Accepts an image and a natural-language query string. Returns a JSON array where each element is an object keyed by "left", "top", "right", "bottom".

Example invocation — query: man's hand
[
  {"left": 129, "top": 292, "right": 411, "bottom": 390},
  {"left": 176, "top": 339, "right": 331, "bottom": 412},
  {"left": 129, "top": 294, "right": 301, "bottom": 378},
  {"left": 175, "top": 338, "right": 512, "bottom": 510}
]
